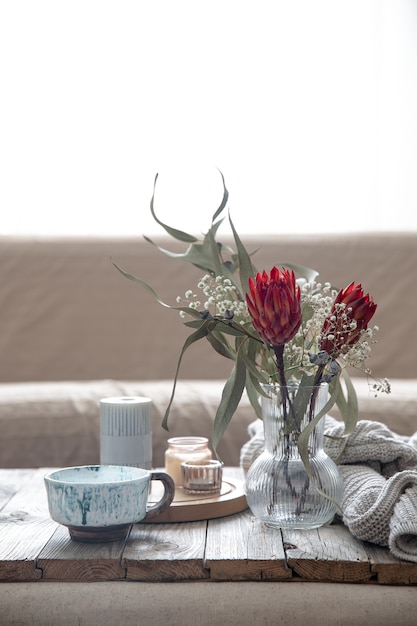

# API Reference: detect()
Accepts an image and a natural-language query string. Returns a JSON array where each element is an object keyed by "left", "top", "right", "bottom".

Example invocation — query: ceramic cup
[{"left": 44, "top": 465, "right": 175, "bottom": 542}]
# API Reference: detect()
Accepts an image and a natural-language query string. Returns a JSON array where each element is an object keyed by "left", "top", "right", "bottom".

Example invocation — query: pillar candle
[{"left": 100, "top": 396, "right": 152, "bottom": 469}]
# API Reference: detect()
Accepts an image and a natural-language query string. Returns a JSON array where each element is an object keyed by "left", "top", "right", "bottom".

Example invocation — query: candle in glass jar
[
  {"left": 181, "top": 460, "right": 223, "bottom": 495},
  {"left": 164, "top": 437, "right": 212, "bottom": 486}
]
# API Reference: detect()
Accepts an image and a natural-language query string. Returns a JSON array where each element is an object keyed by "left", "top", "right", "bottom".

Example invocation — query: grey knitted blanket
[{"left": 240, "top": 416, "right": 417, "bottom": 562}]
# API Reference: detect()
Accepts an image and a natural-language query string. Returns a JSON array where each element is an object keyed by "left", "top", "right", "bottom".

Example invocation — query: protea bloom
[
  {"left": 246, "top": 266, "right": 302, "bottom": 347},
  {"left": 319, "top": 282, "right": 377, "bottom": 357}
]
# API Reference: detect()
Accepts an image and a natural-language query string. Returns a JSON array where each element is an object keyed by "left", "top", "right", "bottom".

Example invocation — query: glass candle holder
[
  {"left": 164, "top": 437, "right": 212, "bottom": 487},
  {"left": 181, "top": 460, "right": 223, "bottom": 495}
]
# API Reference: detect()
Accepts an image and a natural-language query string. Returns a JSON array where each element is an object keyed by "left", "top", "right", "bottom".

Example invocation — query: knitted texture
[{"left": 240, "top": 416, "right": 417, "bottom": 562}]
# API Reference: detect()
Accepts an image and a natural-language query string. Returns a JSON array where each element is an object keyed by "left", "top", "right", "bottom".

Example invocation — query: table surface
[{"left": 1, "top": 467, "right": 417, "bottom": 585}]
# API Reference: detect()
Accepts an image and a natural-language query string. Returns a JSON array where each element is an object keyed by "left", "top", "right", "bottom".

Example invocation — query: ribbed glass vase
[{"left": 245, "top": 383, "right": 343, "bottom": 530}]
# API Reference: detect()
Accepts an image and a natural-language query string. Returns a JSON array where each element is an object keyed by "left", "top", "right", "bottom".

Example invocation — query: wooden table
[{"left": 1, "top": 467, "right": 417, "bottom": 586}]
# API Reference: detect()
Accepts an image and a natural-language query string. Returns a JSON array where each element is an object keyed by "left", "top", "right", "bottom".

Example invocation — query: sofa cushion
[
  {"left": 0, "top": 380, "right": 255, "bottom": 468},
  {"left": 0, "top": 378, "right": 414, "bottom": 469}
]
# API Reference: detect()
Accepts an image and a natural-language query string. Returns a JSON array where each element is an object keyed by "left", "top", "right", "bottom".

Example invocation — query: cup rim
[{"left": 44, "top": 464, "right": 150, "bottom": 485}]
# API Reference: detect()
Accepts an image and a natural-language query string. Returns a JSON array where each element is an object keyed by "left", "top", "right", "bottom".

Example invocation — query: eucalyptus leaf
[
  {"left": 245, "top": 373, "right": 263, "bottom": 419},
  {"left": 161, "top": 322, "right": 210, "bottom": 430},
  {"left": 229, "top": 213, "right": 257, "bottom": 298},
  {"left": 213, "top": 323, "right": 247, "bottom": 338},
  {"left": 296, "top": 383, "right": 343, "bottom": 513},
  {"left": 291, "top": 373, "right": 316, "bottom": 430},
  {"left": 142, "top": 236, "right": 220, "bottom": 274},
  {"left": 211, "top": 170, "right": 229, "bottom": 223},
  {"left": 238, "top": 339, "right": 269, "bottom": 384},
  {"left": 112, "top": 261, "right": 201, "bottom": 319},
  {"left": 213, "top": 320, "right": 257, "bottom": 339},
  {"left": 149, "top": 173, "right": 198, "bottom": 243},
  {"left": 186, "top": 317, "right": 251, "bottom": 337},
  {"left": 206, "top": 330, "right": 235, "bottom": 360},
  {"left": 245, "top": 340, "right": 271, "bottom": 390},
  {"left": 205, "top": 223, "right": 228, "bottom": 279},
  {"left": 332, "top": 370, "right": 358, "bottom": 435},
  {"left": 112, "top": 261, "right": 171, "bottom": 309},
  {"left": 331, "top": 370, "right": 359, "bottom": 463},
  {"left": 279, "top": 262, "right": 319, "bottom": 283},
  {"left": 184, "top": 319, "right": 207, "bottom": 328},
  {"left": 212, "top": 356, "right": 246, "bottom": 454}
]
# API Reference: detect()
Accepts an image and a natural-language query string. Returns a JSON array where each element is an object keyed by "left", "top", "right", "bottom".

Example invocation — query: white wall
[{"left": 1, "top": 0, "right": 416, "bottom": 237}]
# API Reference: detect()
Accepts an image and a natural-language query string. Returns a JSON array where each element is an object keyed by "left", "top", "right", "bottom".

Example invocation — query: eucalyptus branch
[{"left": 113, "top": 169, "right": 386, "bottom": 460}]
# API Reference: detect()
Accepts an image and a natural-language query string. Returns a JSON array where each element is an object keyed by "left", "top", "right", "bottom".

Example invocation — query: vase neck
[{"left": 261, "top": 383, "right": 328, "bottom": 456}]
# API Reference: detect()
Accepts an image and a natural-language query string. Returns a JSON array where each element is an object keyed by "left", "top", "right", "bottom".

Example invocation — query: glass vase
[{"left": 245, "top": 382, "right": 343, "bottom": 530}]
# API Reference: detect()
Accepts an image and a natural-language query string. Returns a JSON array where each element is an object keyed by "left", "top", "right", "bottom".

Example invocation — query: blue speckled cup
[{"left": 44, "top": 465, "right": 175, "bottom": 542}]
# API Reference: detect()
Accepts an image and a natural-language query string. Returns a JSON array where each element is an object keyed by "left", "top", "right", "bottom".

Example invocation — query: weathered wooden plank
[
  {"left": 0, "top": 469, "right": 33, "bottom": 509},
  {"left": 205, "top": 510, "right": 292, "bottom": 581},
  {"left": 362, "top": 542, "right": 417, "bottom": 585},
  {"left": 1, "top": 468, "right": 417, "bottom": 586},
  {"left": 282, "top": 523, "right": 373, "bottom": 583},
  {"left": 122, "top": 520, "right": 209, "bottom": 581},
  {"left": 0, "top": 468, "right": 57, "bottom": 580},
  {"left": 37, "top": 524, "right": 127, "bottom": 581}
]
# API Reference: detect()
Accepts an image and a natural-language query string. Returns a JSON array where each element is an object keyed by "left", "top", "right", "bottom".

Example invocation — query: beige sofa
[{"left": 0, "top": 232, "right": 416, "bottom": 469}]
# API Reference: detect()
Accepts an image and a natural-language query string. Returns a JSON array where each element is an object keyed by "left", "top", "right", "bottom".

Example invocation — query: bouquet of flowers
[{"left": 114, "top": 172, "right": 390, "bottom": 465}]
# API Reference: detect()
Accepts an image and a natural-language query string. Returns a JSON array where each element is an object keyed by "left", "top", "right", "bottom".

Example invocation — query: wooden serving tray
[{"left": 143, "top": 475, "right": 248, "bottom": 523}]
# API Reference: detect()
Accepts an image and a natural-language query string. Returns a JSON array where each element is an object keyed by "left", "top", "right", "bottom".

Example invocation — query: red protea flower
[
  {"left": 246, "top": 266, "right": 302, "bottom": 346},
  {"left": 319, "top": 282, "right": 377, "bottom": 357}
]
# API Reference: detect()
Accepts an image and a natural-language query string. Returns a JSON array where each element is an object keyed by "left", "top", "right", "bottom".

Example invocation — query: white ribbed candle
[{"left": 100, "top": 396, "right": 152, "bottom": 469}]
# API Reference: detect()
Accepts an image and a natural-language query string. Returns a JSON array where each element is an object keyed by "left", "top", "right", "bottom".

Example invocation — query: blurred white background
[{"left": 1, "top": 0, "right": 416, "bottom": 237}]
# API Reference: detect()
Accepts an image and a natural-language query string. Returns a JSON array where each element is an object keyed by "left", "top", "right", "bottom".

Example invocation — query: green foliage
[{"left": 113, "top": 171, "right": 359, "bottom": 457}]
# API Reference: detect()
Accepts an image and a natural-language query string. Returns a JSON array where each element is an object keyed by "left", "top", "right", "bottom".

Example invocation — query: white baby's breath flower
[{"left": 176, "top": 274, "right": 250, "bottom": 323}]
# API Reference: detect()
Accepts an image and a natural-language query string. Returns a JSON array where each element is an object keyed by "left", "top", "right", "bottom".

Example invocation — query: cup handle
[{"left": 144, "top": 471, "right": 175, "bottom": 520}]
